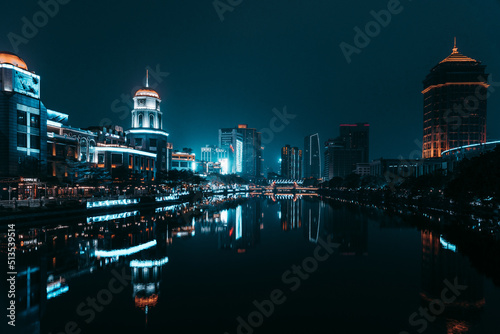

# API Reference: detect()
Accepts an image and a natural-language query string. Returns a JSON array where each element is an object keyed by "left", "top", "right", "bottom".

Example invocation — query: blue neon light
[
  {"left": 95, "top": 240, "right": 157, "bottom": 258},
  {"left": 130, "top": 257, "right": 169, "bottom": 268}
]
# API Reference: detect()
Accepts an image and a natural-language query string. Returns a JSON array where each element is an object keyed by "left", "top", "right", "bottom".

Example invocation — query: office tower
[
  {"left": 422, "top": 39, "right": 488, "bottom": 158},
  {"left": 303, "top": 133, "right": 321, "bottom": 179},
  {"left": 323, "top": 123, "right": 369, "bottom": 180},
  {"left": 281, "top": 145, "right": 302, "bottom": 179},
  {"left": 201, "top": 145, "right": 228, "bottom": 163},
  {"left": 219, "top": 125, "right": 262, "bottom": 177}
]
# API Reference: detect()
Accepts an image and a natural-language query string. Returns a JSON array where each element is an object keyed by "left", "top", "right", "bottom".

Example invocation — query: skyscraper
[
  {"left": 323, "top": 123, "right": 369, "bottom": 180},
  {"left": 219, "top": 125, "right": 262, "bottom": 178},
  {"left": 281, "top": 145, "right": 302, "bottom": 179},
  {"left": 303, "top": 133, "right": 321, "bottom": 179},
  {"left": 422, "top": 39, "right": 488, "bottom": 159}
]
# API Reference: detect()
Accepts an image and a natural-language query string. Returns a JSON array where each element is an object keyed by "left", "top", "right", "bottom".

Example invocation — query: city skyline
[{"left": 1, "top": 1, "right": 500, "bottom": 170}]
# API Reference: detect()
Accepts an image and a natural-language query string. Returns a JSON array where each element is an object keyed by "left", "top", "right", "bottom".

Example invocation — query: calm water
[{"left": 2, "top": 196, "right": 500, "bottom": 334}]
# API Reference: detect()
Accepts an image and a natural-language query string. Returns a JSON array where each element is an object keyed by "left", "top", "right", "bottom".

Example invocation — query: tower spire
[
  {"left": 146, "top": 69, "right": 149, "bottom": 87},
  {"left": 452, "top": 37, "right": 458, "bottom": 53}
]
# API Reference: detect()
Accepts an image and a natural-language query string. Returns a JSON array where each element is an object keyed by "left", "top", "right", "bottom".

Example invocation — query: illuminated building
[
  {"left": 281, "top": 145, "right": 302, "bottom": 179},
  {"left": 422, "top": 39, "right": 489, "bottom": 159},
  {"left": 303, "top": 133, "right": 321, "bottom": 179},
  {"left": 201, "top": 145, "right": 228, "bottom": 163},
  {"left": 171, "top": 151, "right": 196, "bottom": 171},
  {"left": 0, "top": 52, "right": 47, "bottom": 177},
  {"left": 219, "top": 125, "right": 262, "bottom": 178},
  {"left": 219, "top": 127, "right": 243, "bottom": 174},
  {"left": 125, "top": 71, "right": 172, "bottom": 174},
  {"left": 46, "top": 109, "right": 97, "bottom": 180},
  {"left": 323, "top": 123, "right": 369, "bottom": 180}
]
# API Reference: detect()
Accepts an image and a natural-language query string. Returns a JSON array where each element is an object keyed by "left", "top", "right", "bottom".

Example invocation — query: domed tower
[
  {"left": 126, "top": 71, "right": 171, "bottom": 173},
  {"left": 131, "top": 71, "right": 163, "bottom": 129}
]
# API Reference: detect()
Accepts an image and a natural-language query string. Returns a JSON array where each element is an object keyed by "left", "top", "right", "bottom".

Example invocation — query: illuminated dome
[
  {"left": 134, "top": 87, "right": 160, "bottom": 99},
  {"left": 0, "top": 51, "right": 28, "bottom": 70}
]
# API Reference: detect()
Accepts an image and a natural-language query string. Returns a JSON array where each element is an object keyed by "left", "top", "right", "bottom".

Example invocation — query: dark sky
[{"left": 2, "top": 0, "right": 500, "bottom": 172}]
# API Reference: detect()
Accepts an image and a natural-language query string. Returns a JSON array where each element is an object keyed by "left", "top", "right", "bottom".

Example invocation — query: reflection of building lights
[
  {"left": 87, "top": 198, "right": 140, "bottom": 209},
  {"left": 130, "top": 257, "right": 169, "bottom": 268},
  {"left": 95, "top": 240, "right": 157, "bottom": 258},
  {"left": 47, "top": 286, "right": 69, "bottom": 300},
  {"left": 235, "top": 205, "right": 242, "bottom": 240},
  {"left": 87, "top": 210, "right": 139, "bottom": 223},
  {"left": 440, "top": 236, "right": 457, "bottom": 252},
  {"left": 220, "top": 210, "right": 228, "bottom": 225}
]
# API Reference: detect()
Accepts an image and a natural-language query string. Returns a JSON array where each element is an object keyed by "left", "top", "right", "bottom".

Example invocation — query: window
[
  {"left": 98, "top": 153, "right": 105, "bottom": 164},
  {"left": 30, "top": 114, "right": 40, "bottom": 128},
  {"left": 17, "top": 111, "right": 27, "bottom": 125},
  {"left": 135, "top": 138, "right": 143, "bottom": 146},
  {"left": 138, "top": 114, "right": 143, "bottom": 127},
  {"left": 150, "top": 139, "right": 157, "bottom": 147},
  {"left": 111, "top": 153, "right": 123, "bottom": 164},
  {"left": 149, "top": 114, "right": 154, "bottom": 128},
  {"left": 181, "top": 161, "right": 188, "bottom": 168},
  {"left": 17, "top": 133, "right": 27, "bottom": 148},
  {"left": 172, "top": 161, "right": 179, "bottom": 167},
  {"left": 158, "top": 114, "right": 161, "bottom": 128},
  {"left": 156, "top": 100, "right": 160, "bottom": 110},
  {"left": 30, "top": 135, "right": 40, "bottom": 149}
]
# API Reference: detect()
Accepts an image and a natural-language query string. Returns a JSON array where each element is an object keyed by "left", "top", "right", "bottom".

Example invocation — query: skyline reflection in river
[{"left": 1, "top": 196, "right": 499, "bottom": 334}]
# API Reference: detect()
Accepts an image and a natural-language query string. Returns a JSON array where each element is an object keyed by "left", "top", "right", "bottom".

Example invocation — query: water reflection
[
  {"left": 1, "top": 196, "right": 498, "bottom": 333},
  {"left": 420, "top": 230, "right": 485, "bottom": 333}
]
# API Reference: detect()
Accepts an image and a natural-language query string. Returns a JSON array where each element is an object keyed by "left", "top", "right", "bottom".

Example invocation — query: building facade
[
  {"left": 323, "top": 123, "right": 369, "bottom": 180},
  {"left": 281, "top": 145, "right": 302, "bottom": 179},
  {"left": 126, "top": 72, "right": 172, "bottom": 175},
  {"left": 0, "top": 52, "right": 47, "bottom": 178},
  {"left": 422, "top": 40, "right": 488, "bottom": 159},
  {"left": 303, "top": 133, "right": 321, "bottom": 179}
]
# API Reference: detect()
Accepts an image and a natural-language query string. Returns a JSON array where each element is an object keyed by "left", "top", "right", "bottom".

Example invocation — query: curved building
[{"left": 422, "top": 39, "right": 489, "bottom": 159}]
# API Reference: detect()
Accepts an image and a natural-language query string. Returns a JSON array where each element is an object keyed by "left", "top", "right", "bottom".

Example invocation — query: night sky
[{"left": 2, "top": 0, "right": 500, "bottom": 172}]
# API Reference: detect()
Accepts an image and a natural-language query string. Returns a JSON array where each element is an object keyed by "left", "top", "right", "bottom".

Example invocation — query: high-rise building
[
  {"left": 323, "top": 123, "right": 369, "bottom": 180},
  {"left": 422, "top": 39, "right": 488, "bottom": 159},
  {"left": 201, "top": 145, "right": 227, "bottom": 163},
  {"left": 281, "top": 145, "right": 302, "bottom": 179},
  {"left": 0, "top": 52, "right": 47, "bottom": 177},
  {"left": 219, "top": 125, "right": 262, "bottom": 177},
  {"left": 303, "top": 133, "right": 321, "bottom": 179}
]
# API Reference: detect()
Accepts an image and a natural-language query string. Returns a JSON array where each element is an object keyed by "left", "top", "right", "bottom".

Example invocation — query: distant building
[
  {"left": 370, "top": 158, "right": 420, "bottom": 179},
  {"left": 323, "top": 123, "right": 369, "bottom": 180},
  {"left": 281, "top": 145, "right": 302, "bottom": 179},
  {"left": 219, "top": 124, "right": 262, "bottom": 178},
  {"left": 171, "top": 152, "right": 195, "bottom": 171},
  {"left": 422, "top": 39, "right": 488, "bottom": 159},
  {"left": 354, "top": 163, "right": 370, "bottom": 176},
  {"left": 201, "top": 145, "right": 227, "bottom": 163},
  {"left": 303, "top": 133, "right": 321, "bottom": 179}
]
